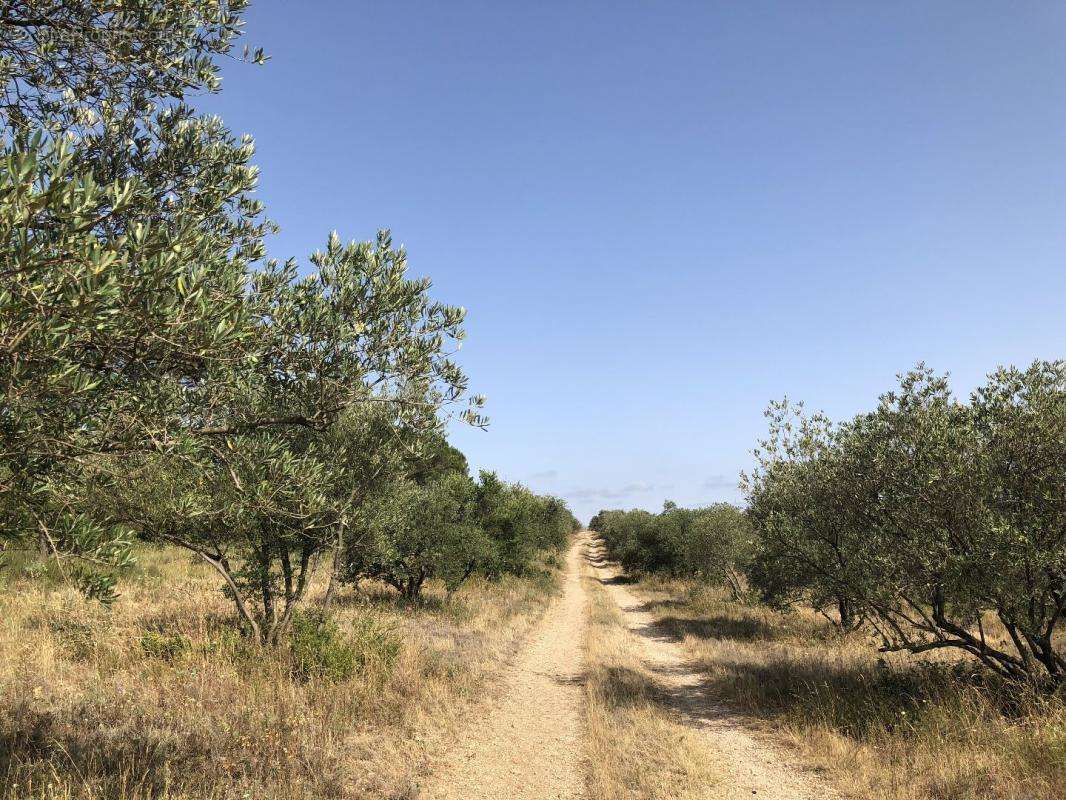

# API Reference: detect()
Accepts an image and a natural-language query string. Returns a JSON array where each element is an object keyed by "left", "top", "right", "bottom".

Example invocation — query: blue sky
[{"left": 207, "top": 1, "right": 1066, "bottom": 522}]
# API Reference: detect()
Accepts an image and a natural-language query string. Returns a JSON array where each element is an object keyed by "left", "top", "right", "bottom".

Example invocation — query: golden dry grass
[
  {"left": 582, "top": 571, "right": 722, "bottom": 800},
  {"left": 0, "top": 546, "right": 561, "bottom": 800},
  {"left": 631, "top": 576, "right": 1066, "bottom": 800}
]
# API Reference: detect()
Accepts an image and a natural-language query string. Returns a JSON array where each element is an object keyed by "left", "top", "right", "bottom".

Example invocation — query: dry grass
[
  {"left": 0, "top": 546, "right": 561, "bottom": 800},
  {"left": 582, "top": 571, "right": 722, "bottom": 800},
  {"left": 632, "top": 576, "right": 1066, "bottom": 800}
]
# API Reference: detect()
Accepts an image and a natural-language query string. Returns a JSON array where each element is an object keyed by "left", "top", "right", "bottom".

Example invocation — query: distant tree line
[
  {"left": 592, "top": 361, "right": 1064, "bottom": 687},
  {"left": 590, "top": 502, "right": 752, "bottom": 601},
  {"left": 341, "top": 465, "right": 577, "bottom": 602}
]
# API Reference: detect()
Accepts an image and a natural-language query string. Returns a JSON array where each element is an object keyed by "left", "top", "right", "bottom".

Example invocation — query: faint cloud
[
  {"left": 565, "top": 482, "right": 656, "bottom": 500},
  {"left": 529, "top": 469, "right": 558, "bottom": 480},
  {"left": 702, "top": 474, "right": 738, "bottom": 491}
]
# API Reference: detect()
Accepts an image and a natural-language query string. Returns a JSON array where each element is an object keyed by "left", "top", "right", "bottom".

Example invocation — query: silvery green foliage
[
  {"left": 0, "top": 135, "right": 251, "bottom": 599},
  {"left": 0, "top": 2, "right": 268, "bottom": 598},
  {"left": 0, "top": 3, "right": 487, "bottom": 612},
  {"left": 590, "top": 502, "right": 752, "bottom": 599},
  {"left": 0, "top": 1, "right": 264, "bottom": 135},
  {"left": 344, "top": 471, "right": 492, "bottom": 600},
  {"left": 342, "top": 469, "right": 577, "bottom": 601},
  {"left": 472, "top": 470, "right": 576, "bottom": 576},
  {"left": 745, "top": 361, "right": 1064, "bottom": 685},
  {"left": 100, "top": 229, "right": 482, "bottom": 642}
]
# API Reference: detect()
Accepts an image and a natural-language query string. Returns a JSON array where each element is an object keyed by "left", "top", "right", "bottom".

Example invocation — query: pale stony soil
[
  {"left": 420, "top": 533, "right": 838, "bottom": 800},
  {"left": 417, "top": 534, "right": 589, "bottom": 799},
  {"left": 584, "top": 539, "right": 838, "bottom": 800}
]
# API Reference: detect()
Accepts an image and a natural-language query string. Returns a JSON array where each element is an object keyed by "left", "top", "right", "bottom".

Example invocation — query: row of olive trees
[
  {"left": 590, "top": 502, "right": 752, "bottom": 601},
  {"left": 339, "top": 468, "right": 579, "bottom": 601},
  {"left": 745, "top": 361, "right": 1064, "bottom": 686},
  {"left": 0, "top": 2, "right": 582, "bottom": 645},
  {"left": 593, "top": 361, "right": 1063, "bottom": 686}
]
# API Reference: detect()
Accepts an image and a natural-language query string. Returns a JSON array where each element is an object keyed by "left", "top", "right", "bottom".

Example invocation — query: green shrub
[
  {"left": 140, "top": 630, "right": 191, "bottom": 662},
  {"left": 289, "top": 610, "right": 358, "bottom": 683},
  {"left": 202, "top": 625, "right": 246, "bottom": 657},
  {"left": 288, "top": 610, "right": 400, "bottom": 684},
  {"left": 474, "top": 472, "right": 576, "bottom": 575},
  {"left": 591, "top": 502, "right": 751, "bottom": 592},
  {"left": 344, "top": 473, "right": 494, "bottom": 599}
]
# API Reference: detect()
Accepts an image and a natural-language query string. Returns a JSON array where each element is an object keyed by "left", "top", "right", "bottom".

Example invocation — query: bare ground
[
  {"left": 584, "top": 538, "right": 838, "bottom": 800},
  {"left": 417, "top": 534, "right": 589, "bottom": 799},
  {"left": 420, "top": 534, "right": 838, "bottom": 799}
]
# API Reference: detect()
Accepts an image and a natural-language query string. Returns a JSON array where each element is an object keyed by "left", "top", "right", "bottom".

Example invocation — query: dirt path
[
  {"left": 421, "top": 534, "right": 836, "bottom": 800},
  {"left": 419, "top": 533, "right": 590, "bottom": 800},
  {"left": 584, "top": 538, "right": 837, "bottom": 800}
]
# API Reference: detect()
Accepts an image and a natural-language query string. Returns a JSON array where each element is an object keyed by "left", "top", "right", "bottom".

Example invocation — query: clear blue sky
[{"left": 207, "top": 1, "right": 1066, "bottom": 522}]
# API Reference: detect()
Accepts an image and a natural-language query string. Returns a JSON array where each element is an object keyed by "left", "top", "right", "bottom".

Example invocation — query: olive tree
[
  {"left": 342, "top": 469, "right": 576, "bottom": 600},
  {"left": 684, "top": 504, "right": 753, "bottom": 601},
  {"left": 0, "top": 133, "right": 254, "bottom": 597},
  {"left": 0, "top": 1, "right": 268, "bottom": 596},
  {"left": 344, "top": 472, "right": 493, "bottom": 600},
  {"left": 591, "top": 508, "right": 664, "bottom": 574},
  {"left": 473, "top": 472, "right": 574, "bottom": 576},
  {"left": 592, "top": 502, "right": 751, "bottom": 597},
  {"left": 855, "top": 363, "right": 1064, "bottom": 684},
  {"left": 745, "top": 362, "right": 1065, "bottom": 684},
  {"left": 105, "top": 232, "right": 483, "bottom": 641},
  {"left": 970, "top": 362, "right": 1064, "bottom": 681},
  {"left": 0, "top": 2, "right": 494, "bottom": 621},
  {"left": 744, "top": 400, "right": 872, "bottom": 630}
]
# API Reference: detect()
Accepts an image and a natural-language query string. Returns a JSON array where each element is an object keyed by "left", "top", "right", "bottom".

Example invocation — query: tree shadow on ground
[
  {"left": 630, "top": 598, "right": 688, "bottom": 613},
  {"left": 656, "top": 614, "right": 783, "bottom": 642},
  {"left": 688, "top": 651, "right": 1004, "bottom": 739},
  {"left": 596, "top": 573, "right": 637, "bottom": 586}
]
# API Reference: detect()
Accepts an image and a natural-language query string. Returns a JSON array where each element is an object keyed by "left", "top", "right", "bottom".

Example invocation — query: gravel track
[
  {"left": 419, "top": 535, "right": 589, "bottom": 799},
  {"left": 421, "top": 534, "right": 837, "bottom": 800},
  {"left": 586, "top": 538, "right": 837, "bottom": 800}
]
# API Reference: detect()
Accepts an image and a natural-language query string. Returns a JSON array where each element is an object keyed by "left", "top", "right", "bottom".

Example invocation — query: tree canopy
[
  {"left": 744, "top": 361, "right": 1065, "bottom": 685},
  {"left": 0, "top": 1, "right": 492, "bottom": 622}
]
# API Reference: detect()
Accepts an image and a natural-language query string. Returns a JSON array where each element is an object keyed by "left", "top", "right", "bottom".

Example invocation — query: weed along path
[
  {"left": 585, "top": 538, "right": 838, "bottom": 800},
  {"left": 419, "top": 533, "right": 590, "bottom": 800}
]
